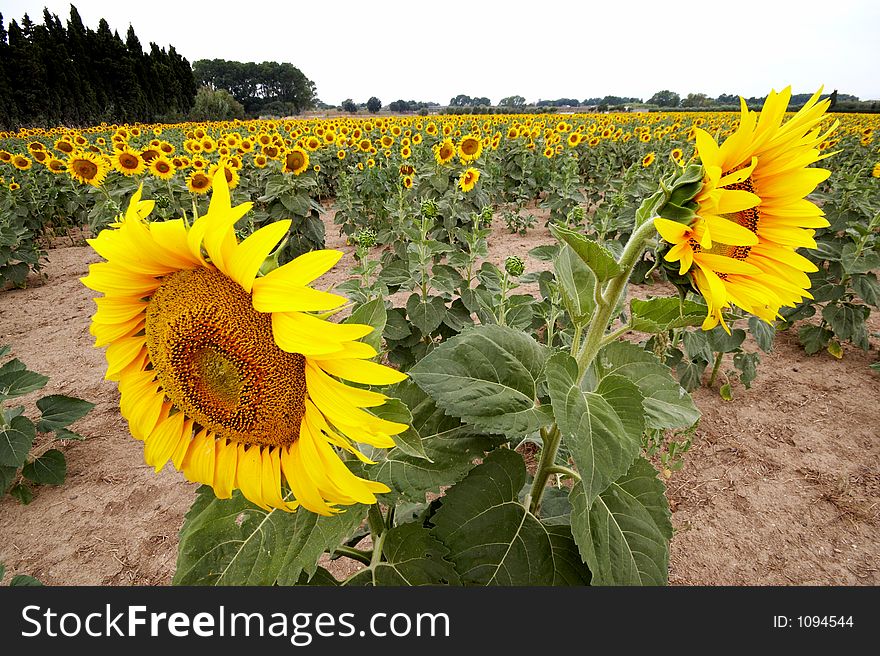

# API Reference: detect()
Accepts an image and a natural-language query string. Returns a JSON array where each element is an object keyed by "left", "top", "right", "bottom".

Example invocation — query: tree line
[
  {"left": 0, "top": 5, "right": 197, "bottom": 130},
  {"left": 192, "top": 59, "right": 317, "bottom": 117}
]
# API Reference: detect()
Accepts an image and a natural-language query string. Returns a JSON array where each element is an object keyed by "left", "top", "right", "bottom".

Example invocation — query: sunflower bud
[
  {"left": 155, "top": 193, "right": 171, "bottom": 209},
  {"left": 505, "top": 255, "right": 526, "bottom": 277},
  {"left": 355, "top": 227, "right": 377, "bottom": 249},
  {"left": 420, "top": 198, "right": 439, "bottom": 219}
]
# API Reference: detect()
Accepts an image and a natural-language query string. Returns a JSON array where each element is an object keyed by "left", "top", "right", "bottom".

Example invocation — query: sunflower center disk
[{"left": 145, "top": 267, "right": 307, "bottom": 447}]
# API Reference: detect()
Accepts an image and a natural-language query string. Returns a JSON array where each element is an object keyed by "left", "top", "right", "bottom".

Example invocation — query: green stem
[
  {"left": 601, "top": 322, "right": 633, "bottom": 346},
  {"left": 570, "top": 323, "right": 583, "bottom": 357},
  {"left": 528, "top": 424, "right": 562, "bottom": 515},
  {"left": 575, "top": 219, "right": 657, "bottom": 382},
  {"left": 544, "top": 465, "right": 580, "bottom": 480},
  {"left": 333, "top": 546, "right": 372, "bottom": 566},
  {"left": 367, "top": 503, "right": 385, "bottom": 539},
  {"left": 708, "top": 351, "right": 724, "bottom": 388},
  {"left": 497, "top": 271, "right": 509, "bottom": 326}
]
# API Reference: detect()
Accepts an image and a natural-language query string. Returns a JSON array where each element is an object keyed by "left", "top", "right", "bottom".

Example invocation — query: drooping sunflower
[
  {"left": 81, "top": 172, "right": 407, "bottom": 514},
  {"left": 283, "top": 147, "right": 309, "bottom": 175},
  {"left": 68, "top": 151, "right": 109, "bottom": 187},
  {"left": 458, "top": 167, "right": 480, "bottom": 192},
  {"left": 654, "top": 87, "right": 837, "bottom": 331},
  {"left": 112, "top": 149, "right": 146, "bottom": 176}
]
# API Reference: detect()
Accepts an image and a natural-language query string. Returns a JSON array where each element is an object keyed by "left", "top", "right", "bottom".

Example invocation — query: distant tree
[
  {"left": 341, "top": 98, "right": 357, "bottom": 113},
  {"left": 499, "top": 95, "right": 525, "bottom": 107},
  {"left": 366, "top": 96, "right": 381, "bottom": 113},
  {"left": 190, "top": 86, "right": 245, "bottom": 120},
  {"left": 449, "top": 94, "right": 472, "bottom": 107},
  {"left": 716, "top": 93, "right": 738, "bottom": 105},
  {"left": 647, "top": 90, "right": 680, "bottom": 107},
  {"left": 681, "top": 92, "right": 713, "bottom": 108}
]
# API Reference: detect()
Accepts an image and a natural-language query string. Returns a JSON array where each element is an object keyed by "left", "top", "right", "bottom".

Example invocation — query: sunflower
[
  {"left": 458, "top": 167, "right": 480, "bottom": 192},
  {"left": 54, "top": 138, "right": 75, "bottom": 155},
  {"left": 46, "top": 158, "right": 66, "bottom": 174},
  {"left": 654, "top": 87, "right": 837, "bottom": 331},
  {"left": 12, "top": 154, "right": 32, "bottom": 171},
  {"left": 435, "top": 138, "right": 456, "bottom": 165},
  {"left": 458, "top": 134, "right": 482, "bottom": 163},
  {"left": 68, "top": 151, "right": 109, "bottom": 186},
  {"left": 283, "top": 147, "right": 309, "bottom": 175},
  {"left": 642, "top": 152, "right": 656, "bottom": 167},
  {"left": 402, "top": 175, "right": 413, "bottom": 189},
  {"left": 0, "top": 150, "right": 11, "bottom": 162},
  {"left": 872, "top": 162, "right": 880, "bottom": 178},
  {"left": 149, "top": 156, "right": 176, "bottom": 181},
  {"left": 112, "top": 149, "right": 146, "bottom": 176},
  {"left": 186, "top": 170, "right": 212, "bottom": 195},
  {"left": 9, "top": 181, "right": 20, "bottom": 191},
  {"left": 207, "top": 161, "right": 240, "bottom": 189},
  {"left": 253, "top": 154, "right": 268, "bottom": 169},
  {"left": 81, "top": 173, "right": 407, "bottom": 514}
]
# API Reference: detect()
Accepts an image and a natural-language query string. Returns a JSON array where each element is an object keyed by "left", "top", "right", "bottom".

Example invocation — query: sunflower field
[{"left": 1, "top": 88, "right": 878, "bottom": 586}]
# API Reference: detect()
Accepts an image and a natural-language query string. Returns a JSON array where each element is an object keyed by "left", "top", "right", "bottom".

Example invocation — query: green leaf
[
  {"left": 827, "top": 340, "right": 843, "bottom": 359},
  {"left": 346, "top": 299, "right": 387, "bottom": 352},
  {"left": 383, "top": 307, "right": 411, "bottom": 341},
  {"left": 21, "top": 449, "right": 66, "bottom": 485},
  {"left": 0, "top": 415, "right": 36, "bottom": 467},
  {"left": 748, "top": 316, "right": 775, "bottom": 353},
  {"left": 0, "top": 368, "right": 49, "bottom": 400},
  {"left": 851, "top": 273, "right": 880, "bottom": 308},
  {"left": 9, "top": 575, "right": 42, "bottom": 586},
  {"left": 0, "top": 357, "right": 26, "bottom": 377},
  {"left": 369, "top": 395, "right": 427, "bottom": 461},
  {"left": 823, "top": 303, "right": 870, "bottom": 349},
  {"left": 173, "top": 487, "right": 368, "bottom": 586},
  {"left": 54, "top": 428, "right": 87, "bottom": 441},
  {"left": 598, "top": 341, "right": 700, "bottom": 430},
  {"left": 733, "top": 351, "right": 759, "bottom": 389},
  {"left": 840, "top": 243, "right": 880, "bottom": 275},
  {"left": 547, "top": 523, "right": 592, "bottom": 585},
  {"left": 706, "top": 326, "right": 746, "bottom": 353},
  {"left": 553, "top": 243, "right": 597, "bottom": 324},
  {"left": 569, "top": 457, "right": 671, "bottom": 585},
  {"left": 1, "top": 465, "right": 17, "bottom": 494},
  {"left": 295, "top": 566, "right": 338, "bottom": 586},
  {"left": 629, "top": 297, "right": 707, "bottom": 333},
  {"left": 546, "top": 353, "right": 643, "bottom": 506},
  {"left": 431, "top": 449, "right": 556, "bottom": 585},
  {"left": 719, "top": 383, "right": 733, "bottom": 401},
  {"left": 9, "top": 483, "right": 33, "bottom": 505},
  {"left": 346, "top": 523, "right": 460, "bottom": 586},
  {"left": 528, "top": 244, "right": 559, "bottom": 261},
  {"left": 0, "top": 562, "right": 4, "bottom": 580},
  {"left": 406, "top": 293, "right": 446, "bottom": 335},
  {"left": 35, "top": 395, "right": 94, "bottom": 433},
  {"left": 409, "top": 325, "right": 553, "bottom": 438},
  {"left": 549, "top": 224, "right": 623, "bottom": 282},
  {"left": 676, "top": 359, "right": 707, "bottom": 391},
  {"left": 798, "top": 323, "right": 832, "bottom": 355}
]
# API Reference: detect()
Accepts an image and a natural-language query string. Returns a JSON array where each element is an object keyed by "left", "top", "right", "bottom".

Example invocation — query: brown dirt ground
[{"left": 0, "top": 209, "right": 878, "bottom": 586}]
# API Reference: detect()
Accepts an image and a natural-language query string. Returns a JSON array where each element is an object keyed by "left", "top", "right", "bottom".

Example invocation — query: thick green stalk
[
  {"left": 527, "top": 424, "right": 561, "bottom": 515},
  {"left": 575, "top": 219, "right": 658, "bottom": 381},
  {"left": 708, "top": 351, "right": 724, "bottom": 388}
]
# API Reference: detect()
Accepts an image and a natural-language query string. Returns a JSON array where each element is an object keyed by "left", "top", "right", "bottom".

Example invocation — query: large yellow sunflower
[
  {"left": 458, "top": 134, "right": 482, "bottom": 163},
  {"left": 82, "top": 172, "right": 407, "bottom": 514},
  {"left": 68, "top": 151, "right": 109, "bottom": 187},
  {"left": 654, "top": 87, "right": 837, "bottom": 331}
]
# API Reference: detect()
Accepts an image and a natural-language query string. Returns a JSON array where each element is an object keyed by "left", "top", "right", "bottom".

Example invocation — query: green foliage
[
  {"left": 0, "top": 345, "right": 93, "bottom": 503},
  {"left": 189, "top": 87, "right": 245, "bottom": 121}
]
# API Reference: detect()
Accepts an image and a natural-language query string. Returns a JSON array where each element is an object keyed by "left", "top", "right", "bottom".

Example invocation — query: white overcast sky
[{"left": 4, "top": 0, "right": 879, "bottom": 104}]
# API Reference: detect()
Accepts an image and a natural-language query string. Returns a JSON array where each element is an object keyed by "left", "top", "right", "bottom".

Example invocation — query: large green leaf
[
  {"left": 629, "top": 297, "right": 707, "bottom": 333},
  {"left": 553, "top": 243, "right": 597, "bottom": 324},
  {"left": 547, "top": 524, "right": 592, "bottom": 585},
  {"left": 406, "top": 293, "right": 446, "bottom": 335},
  {"left": 598, "top": 341, "right": 700, "bottom": 430},
  {"left": 570, "top": 457, "right": 671, "bottom": 586},
  {"left": 546, "top": 353, "right": 643, "bottom": 506},
  {"left": 549, "top": 223, "right": 622, "bottom": 282},
  {"left": 345, "top": 299, "right": 387, "bottom": 352},
  {"left": 35, "top": 395, "right": 95, "bottom": 434},
  {"left": 0, "top": 415, "right": 36, "bottom": 468},
  {"left": 430, "top": 449, "right": 557, "bottom": 585},
  {"left": 823, "top": 302, "right": 870, "bottom": 349},
  {"left": 21, "top": 449, "right": 66, "bottom": 485},
  {"left": 409, "top": 325, "right": 553, "bottom": 438},
  {"left": 345, "top": 523, "right": 460, "bottom": 586},
  {"left": 0, "top": 368, "right": 48, "bottom": 401},
  {"left": 173, "top": 487, "right": 368, "bottom": 586}
]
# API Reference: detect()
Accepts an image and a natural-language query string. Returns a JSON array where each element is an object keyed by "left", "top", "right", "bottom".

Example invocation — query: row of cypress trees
[{"left": 0, "top": 5, "right": 197, "bottom": 130}]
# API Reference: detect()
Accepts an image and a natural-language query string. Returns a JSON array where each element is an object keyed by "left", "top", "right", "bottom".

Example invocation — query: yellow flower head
[{"left": 81, "top": 173, "right": 407, "bottom": 514}]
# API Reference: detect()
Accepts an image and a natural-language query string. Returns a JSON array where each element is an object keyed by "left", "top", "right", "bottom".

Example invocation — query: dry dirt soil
[{"left": 1, "top": 212, "right": 878, "bottom": 586}]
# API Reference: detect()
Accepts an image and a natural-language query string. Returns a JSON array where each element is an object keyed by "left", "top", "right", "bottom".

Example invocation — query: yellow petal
[
  {"left": 225, "top": 220, "right": 291, "bottom": 293},
  {"left": 181, "top": 429, "right": 216, "bottom": 486},
  {"left": 213, "top": 439, "right": 238, "bottom": 499},
  {"left": 252, "top": 278, "right": 348, "bottom": 313},
  {"left": 236, "top": 444, "right": 268, "bottom": 510},
  {"left": 314, "top": 357, "right": 408, "bottom": 385},
  {"left": 262, "top": 249, "right": 344, "bottom": 287},
  {"left": 693, "top": 252, "right": 763, "bottom": 275}
]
